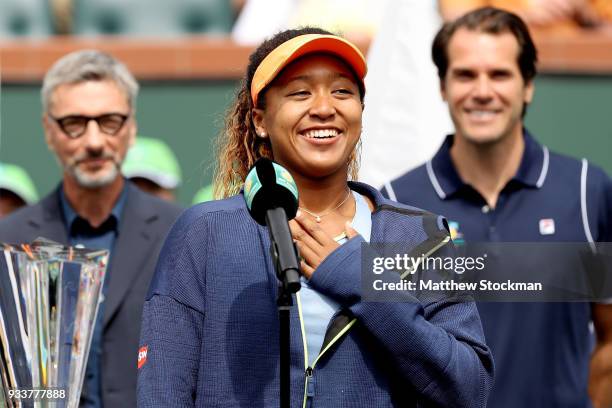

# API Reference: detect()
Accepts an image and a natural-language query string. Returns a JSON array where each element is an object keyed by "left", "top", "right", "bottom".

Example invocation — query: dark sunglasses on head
[{"left": 50, "top": 113, "right": 129, "bottom": 139}]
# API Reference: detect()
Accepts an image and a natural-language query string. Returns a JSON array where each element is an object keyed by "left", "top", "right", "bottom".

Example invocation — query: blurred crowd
[{"left": 2, "top": 0, "right": 611, "bottom": 40}]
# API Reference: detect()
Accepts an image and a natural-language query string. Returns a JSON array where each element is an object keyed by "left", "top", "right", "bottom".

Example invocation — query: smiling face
[
  {"left": 252, "top": 54, "right": 363, "bottom": 181},
  {"left": 441, "top": 28, "right": 534, "bottom": 146},
  {"left": 43, "top": 79, "right": 136, "bottom": 189}
]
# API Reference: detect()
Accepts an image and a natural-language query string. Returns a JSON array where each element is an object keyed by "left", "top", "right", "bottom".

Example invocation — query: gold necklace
[{"left": 299, "top": 189, "right": 351, "bottom": 223}]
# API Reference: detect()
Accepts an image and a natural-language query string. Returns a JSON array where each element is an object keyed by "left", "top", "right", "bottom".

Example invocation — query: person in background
[
  {"left": 122, "top": 136, "right": 182, "bottom": 202},
  {"left": 191, "top": 183, "right": 214, "bottom": 204},
  {"left": 384, "top": 7, "right": 612, "bottom": 407},
  {"left": 439, "top": 0, "right": 604, "bottom": 29},
  {"left": 138, "top": 27, "right": 493, "bottom": 407},
  {"left": 0, "top": 162, "right": 39, "bottom": 218},
  {"left": 232, "top": 0, "right": 389, "bottom": 45},
  {"left": 359, "top": 0, "right": 453, "bottom": 188},
  {"left": 0, "top": 50, "right": 182, "bottom": 408}
]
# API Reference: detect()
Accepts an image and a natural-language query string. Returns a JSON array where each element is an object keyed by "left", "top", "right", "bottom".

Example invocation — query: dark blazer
[{"left": 0, "top": 182, "right": 183, "bottom": 407}]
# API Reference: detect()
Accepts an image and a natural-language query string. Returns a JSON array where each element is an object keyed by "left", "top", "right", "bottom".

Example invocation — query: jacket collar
[
  {"left": 102, "top": 182, "right": 163, "bottom": 327},
  {"left": 34, "top": 181, "right": 155, "bottom": 235}
]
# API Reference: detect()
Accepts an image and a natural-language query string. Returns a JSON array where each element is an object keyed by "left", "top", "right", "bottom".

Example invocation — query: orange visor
[{"left": 250, "top": 34, "right": 367, "bottom": 106}]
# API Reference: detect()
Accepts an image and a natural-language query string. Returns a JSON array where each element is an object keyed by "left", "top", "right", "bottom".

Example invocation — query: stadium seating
[
  {"left": 0, "top": 0, "right": 54, "bottom": 38},
  {"left": 73, "top": 0, "right": 233, "bottom": 36}
]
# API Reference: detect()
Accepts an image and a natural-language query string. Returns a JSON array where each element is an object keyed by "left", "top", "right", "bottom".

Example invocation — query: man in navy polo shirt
[{"left": 382, "top": 7, "right": 612, "bottom": 408}]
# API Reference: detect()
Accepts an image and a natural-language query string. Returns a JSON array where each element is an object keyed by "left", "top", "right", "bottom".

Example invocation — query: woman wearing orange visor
[{"left": 137, "top": 27, "right": 493, "bottom": 407}]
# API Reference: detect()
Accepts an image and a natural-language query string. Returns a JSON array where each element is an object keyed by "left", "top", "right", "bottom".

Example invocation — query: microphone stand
[{"left": 266, "top": 207, "right": 301, "bottom": 408}]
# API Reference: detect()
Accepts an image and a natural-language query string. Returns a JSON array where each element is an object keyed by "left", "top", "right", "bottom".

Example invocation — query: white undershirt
[{"left": 299, "top": 191, "right": 372, "bottom": 366}]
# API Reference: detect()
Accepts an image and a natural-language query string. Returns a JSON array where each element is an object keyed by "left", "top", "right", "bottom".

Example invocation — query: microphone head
[{"left": 244, "top": 158, "right": 299, "bottom": 225}]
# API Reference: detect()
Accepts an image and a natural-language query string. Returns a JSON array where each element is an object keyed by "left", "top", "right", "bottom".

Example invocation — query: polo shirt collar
[
  {"left": 428, "top": 129, "right": 549, "bottom": 200},
  {"left": 513, "top": 129, "right": 550, "bottom": 188},
  {"left": 427, "top": 134, "right": 463, "bottom": 199}
]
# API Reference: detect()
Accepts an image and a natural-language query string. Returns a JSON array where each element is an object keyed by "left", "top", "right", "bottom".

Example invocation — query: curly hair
[{"left": 213, "top": 27, "right": 364, "bottom": 198}]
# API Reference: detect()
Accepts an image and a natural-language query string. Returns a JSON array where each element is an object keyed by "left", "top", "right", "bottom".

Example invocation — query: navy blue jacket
[{"left": 137, "top": 182, "right": 493, "bottom": 407}]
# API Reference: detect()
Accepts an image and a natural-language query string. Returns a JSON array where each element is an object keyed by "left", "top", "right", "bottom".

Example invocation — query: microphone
[{"left": 244, "top": 158, "right": 301, "bottom": 293}]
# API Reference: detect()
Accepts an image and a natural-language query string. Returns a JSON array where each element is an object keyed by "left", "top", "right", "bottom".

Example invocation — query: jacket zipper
[
  {"left": 399, "top": 235, "right": 451, "bottom": 279},
  {"left": 297, "top": 292, "right": 357, "bottom": 408}
]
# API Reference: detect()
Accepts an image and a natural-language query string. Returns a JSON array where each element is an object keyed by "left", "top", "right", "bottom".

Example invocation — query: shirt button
[{"left": 481, "top": 205, "right": 490, "bottom": 214}]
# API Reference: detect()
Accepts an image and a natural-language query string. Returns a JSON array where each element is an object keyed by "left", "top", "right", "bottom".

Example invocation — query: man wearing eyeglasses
[{"left": 0, "top": 50, "right": 182, "bottom": 407}]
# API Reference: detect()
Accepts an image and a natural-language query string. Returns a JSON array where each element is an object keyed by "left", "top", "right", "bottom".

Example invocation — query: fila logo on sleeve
[{"left": 138, "top": 346, "right": 148, "bottom": 369}]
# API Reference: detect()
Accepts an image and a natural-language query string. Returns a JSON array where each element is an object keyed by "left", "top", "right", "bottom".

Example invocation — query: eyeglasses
[{"left": 50, "top": 113, "right": 130, "bottom": 139}]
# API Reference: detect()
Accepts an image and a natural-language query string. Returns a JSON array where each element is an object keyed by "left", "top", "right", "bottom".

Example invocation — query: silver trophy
[{"left": 0, "top": 238, "right": 108, "bottom": 407}]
